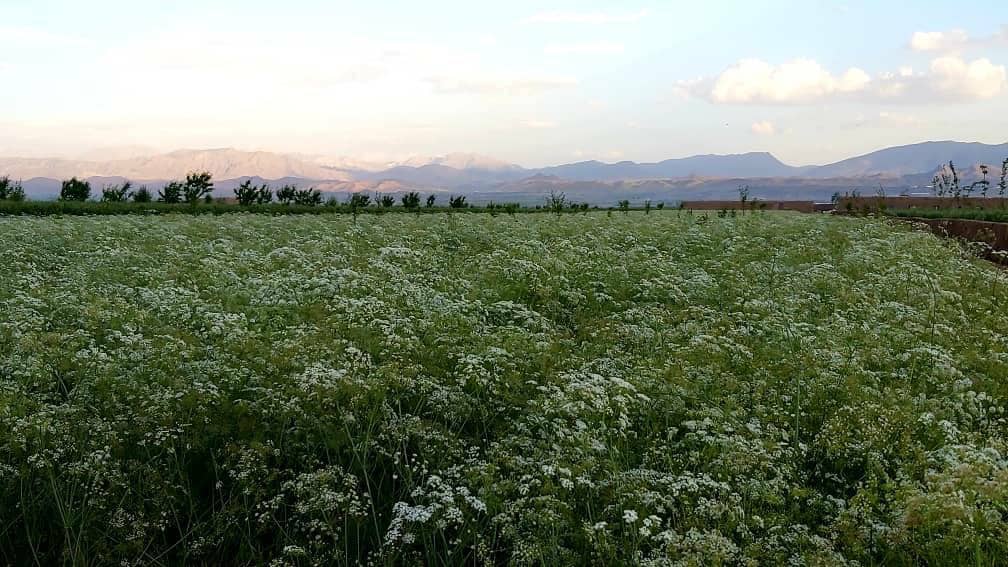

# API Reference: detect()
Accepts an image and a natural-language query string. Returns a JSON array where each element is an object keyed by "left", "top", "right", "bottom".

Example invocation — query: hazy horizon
[{"left": 3, "top": 1, "right": 1007, "bottom": 168}]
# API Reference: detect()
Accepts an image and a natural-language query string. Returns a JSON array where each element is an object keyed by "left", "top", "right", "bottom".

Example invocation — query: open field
[{"left": 2, "top": 212, "right": 1007, "bottom": 565}]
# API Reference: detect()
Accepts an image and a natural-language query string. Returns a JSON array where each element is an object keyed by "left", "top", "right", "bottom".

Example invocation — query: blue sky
[{"left": 2, "top": 0, "right": 1006, "bottom": 166}]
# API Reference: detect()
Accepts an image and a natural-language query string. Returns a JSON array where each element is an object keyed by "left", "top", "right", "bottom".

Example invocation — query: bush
[
  {"left": 294, "top": 187, "right": 322, "bottom": 207},
  {"left": 347, "top": 193, "right": 371, "bottom": 209},
  {"left": 133, "top": 186, "right": 152, "bottom": 203},
  {"left": 158, "top": 181, "right": 183, "bottom": 204},
  {"left": 183, "top": 171, "right": 214, "bottom": 204},
  {"left": 101, "top": 181, "right": 133, "bottom": 203},
  {"left": 277, "top": 184, "right": 298, "bottom": 205},
  {"left": 401, "top": 192, "right": 421, "bottom": 209},
  {"left": 0, "top": 176, "right": 25, "bottom": 201},
  {"left": 547, "top": 191, "right": 567, "bottom": 217},
  {"left": 60, "top": 177, "right": 91, "bottom": 201},
  {"left": 449, "top": 195, "right": 468, "bottom": 209},
  {"left": 234, "top": 180, "right": 272, "bottom": 206}
]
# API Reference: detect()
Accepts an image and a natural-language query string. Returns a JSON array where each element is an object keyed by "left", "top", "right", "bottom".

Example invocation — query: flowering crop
[{"left": 1, "top": 212, "right": 1006, "bottom": 565}]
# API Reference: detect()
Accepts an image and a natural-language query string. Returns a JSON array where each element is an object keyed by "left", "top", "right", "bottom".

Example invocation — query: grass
[
  {"left": 890, "top": 206, "right": 1008, "bottom": 223},
  {"left": 0, "top": 200, "right": 616, "bottom": 217},
  {"left": 1, "top": 211, "right": 1007, "bottom": 565}
]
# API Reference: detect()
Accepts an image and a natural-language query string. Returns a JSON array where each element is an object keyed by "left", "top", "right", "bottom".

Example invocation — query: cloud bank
[{"left": 678, "top": 56, "right": 1006, "bottom": 104}]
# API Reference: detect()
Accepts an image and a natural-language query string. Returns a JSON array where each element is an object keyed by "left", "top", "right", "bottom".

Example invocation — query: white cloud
[
  {"left": 689, "top": 58, "right": 869, "bottom": 104},
  {"left": 678, "top": 56, "right": 1006, "bottom": 104},
  {"left": 544, "top": 42, "right": 624, "bottom": 55},
  {"left": 929, "top": 56, "right": 1006, "bottom": 99},
  {"left": 910, "top": 26, "right": 1008, "bottom": 52},
  {"left": 911, "top": 29, "right": 970, "bottom": 52},
  {"left": 524, "top": 10, "right": 648, "bottom": 24},
  {"left": 751, "top": 121, "right": 776, "bottom": 135}
]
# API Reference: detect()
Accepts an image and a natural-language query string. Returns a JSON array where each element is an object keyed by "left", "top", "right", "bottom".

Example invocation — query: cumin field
[{"left": 1, "top": 212, "right": 1007, "bottom": 565}]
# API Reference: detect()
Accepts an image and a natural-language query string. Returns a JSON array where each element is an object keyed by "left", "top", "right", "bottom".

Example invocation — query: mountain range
[{"left": 3, "top": 141, "right": 1006, "bottom": 204}]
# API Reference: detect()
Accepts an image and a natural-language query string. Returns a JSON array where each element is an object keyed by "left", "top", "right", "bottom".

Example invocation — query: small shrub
[
  {"left": 183, "top": 171, "right": 214, "bottom": 204},
  {"left": 60, "top": 177, "right": 91, "bottom": 201},
  {"left": 277, "top": 185, "right": 298, "bottom": 205},
  {"left": 401, "top": 192, "right": 421, "bottom": 209},
  {"left": 101, "top": 181, "right": 133, "bottom": 203},
  {"left": 158, "top": 181, "right": 183, "bottom": 204},
  {"left": 348, "top": 193, "right": 371, "bottom": 209},
  {"left": 294, "top": 187, "right": 322, "bottom": 207},
  {"left": 547, "top": 191, "right": 567, "bottom": 217},
  {"left": 0, "top": 176, "right": 25, "bottom": 201},
  {"left": 132, "top": 186, "right": 152, "bottom": 203}
]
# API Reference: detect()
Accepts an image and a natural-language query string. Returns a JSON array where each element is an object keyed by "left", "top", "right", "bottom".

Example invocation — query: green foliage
[
  {"left": 378, "top": 193, "right": 395, "bottom": 208},
  {"left": 59, "top": 177, "right": 91, "bottom": 201},
  {"left": 276, "top": 184, "right": 297, "bottom": 205},
  {"left": 234, "top": 179, "right": 259, "bottom": 206},
  {"left": 100, "top": 181, "right": 133, "bottom": 203},
  {"left": 183, "top": 171, "right": 214, "bottom": 204},
  {"left": 158, "top": 181, "right": 183, "bottom": 204},
  {"left": 426, "top": 194, "right": 436, "bottom": 208},
  {"left": 294, "top": 187, "right": 322, "bottom": 207},
  {"left": 618, "top": 199, "right": 630, "bottom": 214},
  {"left": 0, "top": 176, "right": 25, "bottom": 201},
  {"left": 132, "top": 185, "right": 152, "bottom": 203},
  {"left": 1000, "top": 158, "right": 1008, "bottom": 198},
  {"left": 2, "top": 213, "right": 1007, "bottom": 565},
  {"left": 401, "top": 191, "right": 421, "bottom": 209},
  {"left": 449, "top": 195, "right": 467, "bottom": 209},
  {"left": 547, "top": 191, "right": 567, "bottom": 217},
  {"left": 892, "top": 207, "right": 1008, "bottom": 222},
  {"left": 347, "top": 192, "right": 371, "bottom": 209},
  {"left": 933, "top": 161, "right": 961, "bottom": 199}
]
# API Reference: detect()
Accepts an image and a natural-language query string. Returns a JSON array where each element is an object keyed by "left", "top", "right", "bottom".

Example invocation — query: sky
[{"left": 2, "top": 0, "right": 1007, "bottom": 167}]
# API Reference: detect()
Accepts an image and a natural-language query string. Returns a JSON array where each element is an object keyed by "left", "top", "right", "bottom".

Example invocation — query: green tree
[
  {"left": 183, "top": 171, "right": 214, "bottom": 204},
  {"left": 0, "top": 176, "right": 25, "bottom": 201},
  {"left": 378, "top": 194, "right": 395, "bottom": 208},
  {"left": 426, "top": 194, "right": 436, "bottom": 208},
  {"left": 234, "top": 179, "right": 259, "bottom": 206},
  {"left": 401, "top": 191, "right": 421, "bottom": 209},
  {"left": 449, "top": 195, "right": 468, "bottom": 209},
  {"left": 999, "top": 158, "right": 1008, "bottom": 200},
  {"left": 294, "top": 187, "right": 322, "bottom": 206},
  {"left": 547, "top": 191, "right": 567, "bottom": 217},
  {"left": 60, "top": 177, "right": 91, "bottom": 201},
  {"left": 618, "top": 199, "right": 630, "bottom": 214},
  {"left": 348, "top": 193, "right": 371, "bottom": 209},
  {"left": 158, "top": 181, "right": 183, "bottom": 204},
  {"left": 276, "top": 184, "right": 297, "bottom": 205},
  {"left": 101, "top": 181, "right": 133, "bottom": 203},
  {"left": 133, "top": 186, "right": 153, "bottom": 203}
]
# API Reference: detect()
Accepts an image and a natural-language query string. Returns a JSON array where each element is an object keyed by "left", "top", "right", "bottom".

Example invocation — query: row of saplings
[{"left": 53, "top": 173, "right": 481, "bottom": 209}]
